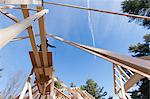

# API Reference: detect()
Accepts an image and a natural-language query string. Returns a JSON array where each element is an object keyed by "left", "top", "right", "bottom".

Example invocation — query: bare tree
[{"left": 1, "top": 72, "right": 24, "bottom": 99}]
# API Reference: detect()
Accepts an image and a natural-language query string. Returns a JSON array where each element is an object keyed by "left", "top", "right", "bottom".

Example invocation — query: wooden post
[{"left": 21, "top": 5, "right": 42, "bottom": 68}]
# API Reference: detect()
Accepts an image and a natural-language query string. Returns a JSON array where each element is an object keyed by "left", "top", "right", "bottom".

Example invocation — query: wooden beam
[
  {"left": 117, "top": 65, "right": 130, "bottom": 79},
  {"left": 0, "top": 10, "right": 20, "bottom": 22},
  {"left": 113, "top": 64, "right": 117, "bottom": 94},
  {"left": 114, "top": 67, "right": 126, "bottom": 82},
  {"left": 44, "top": 1, "right": 150, "bottom": 20},
  {"left": 140, "top": 56, "right": 150, "bottom": 60},
  {"left": 21, "top": 5, "right": 42, "bottom": 67},
  {"left": 21, "top": 5, "right": 48, "bottom": 94},
  {"left": 124, "top": 73, "right": 144, "bottom": 92},
  {"left": 12, "top": 34, "right": 40, "bottom": 41},
  {"left": 47, "top": 33, "right": 150, "bottom": 78},
  {"left": 0, "top": 9, "right": 48, "bottom": 48},
  {"left": 0, "top": 0, "right": 41, "bottom": 4},
  {"left": 83, "top": 90, "right": 95, "bottom": 99},
  {"left": 0, "top": 5, "right": 15, "bottom": 10},
  {"left": 75, "top": 88, "right": 92, "bottom": 99},
  {"left": 54, "top": 87, "right": 71, "bottom": 99},
  {"left": 19, "top": 82, "right": 28, "bottom": 99},
  {"left": 118, "top": 67, "right": 126, "bottom": 99},
  {"left": 37, "top": 6, "right": 48, "bottom": 67}
]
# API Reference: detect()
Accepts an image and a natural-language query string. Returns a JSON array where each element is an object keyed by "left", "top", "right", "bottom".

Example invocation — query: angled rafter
[
  {"left": 0, "top": 10, "right": 20, "bottom": 22},
  {"left": 0, "top": 5, "right": 15, "bottom": 10},
  {"left": 0, "top": 5, "right": 19, "bottom": 22},
  {"left": 0, "top": 9, "right": 48, "bottom": 48},
  {"left": 13, "top": 7, "right": 40, "bottom": 11},
  {"left": 47, "top": 33, "right": 150, "bottom": 79},
  {"left": 12, "top": 34, "right": 40, "bottom": 42},
  {"left": 44, "top": 1, "right": 150, "bottom": 20},
  {"left": 54, "top": 87, "right": 71, "bottom": 99}
]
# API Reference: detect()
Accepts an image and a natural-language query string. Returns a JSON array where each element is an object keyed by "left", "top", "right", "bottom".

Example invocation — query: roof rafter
[{"left": 44, "top": 1, "right": 150, "bottom": 20}]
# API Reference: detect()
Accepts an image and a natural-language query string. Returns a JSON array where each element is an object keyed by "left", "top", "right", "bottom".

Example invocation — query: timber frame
[{"left": 0, "top": 2, "right": 150, "bottom": 99}]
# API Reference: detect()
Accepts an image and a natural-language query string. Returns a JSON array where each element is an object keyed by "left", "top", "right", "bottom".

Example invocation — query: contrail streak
[{"left": 87, "top": 0, "right": 96, "bottom": 58}]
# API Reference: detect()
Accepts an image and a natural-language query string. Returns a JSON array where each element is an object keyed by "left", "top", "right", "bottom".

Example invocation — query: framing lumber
[
  {"left": 0, "top": 9, "right": 47, "bottom": 48},
  {"left": 54, "top": 87, "right": 71, "bottom": 99},
  {"left": 118, "top": 67, "right": 126, "bottom": 99},
  {"left": 124, "top": 73, "right": 144, "bottom": 92},
  {"left": 73, "top": 88, "right": 92, "bottom": 99},
  {"left": 21, "top": 5, "right": 42, "bottom": 67},
  {"left": 117, "top": 65, "right": 130, "bottom": 79},
  {"left": 0, "top": 10, "right": 20, "bottom": 22},
  {"left": 44, "top": 1, "right": 150, "bottom": 20},
  {"left": 37, "top": 6, "right": 48, "bottom": 67},
  {"left": 29, "top": 51, "right": 53, "bottom": 94},
  {"left": 0, "top": 5, "right": 15, "bottom": 10},
  {"left": 12, "top": 34, "right": 40, "bottom": 41},
  {"left": 47, "top": 33, "right": 150, "bottom": 78},
  {"left": 113, "top": 64, "right": 117, "bottom": 94},
  {"left": 114, "top": 67, "right": 126, "bottom": 82}
]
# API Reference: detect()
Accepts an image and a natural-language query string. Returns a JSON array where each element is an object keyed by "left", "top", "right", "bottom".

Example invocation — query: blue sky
[{"left": 0, "top": 0, "right": 149, "bottom": 98}]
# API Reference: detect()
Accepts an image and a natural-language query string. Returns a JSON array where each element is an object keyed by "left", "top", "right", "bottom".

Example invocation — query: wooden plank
[
  {"left": 19, "top": 82, "right": 28, "bottom": 99},
  {"left": 54, "top": 87, "right": 71, "bottom": 99},
  {"left": 29, "top": 51, "right": 53, "bottom": 77},
  {"left": 75, "top": 88, "right": 91, "bottom": 99},
  {"left": 0, "top": 5, "right": 15, "bottom": 10},
  {"left": 0, "top": 10, "right": 20, "bottom": 22},
  {"left": 140, "top": 56, "right": 150, "bottom": 60},
  {"left": 124, "top": 73, "right": 144, "bottom": 92},
  {"left": 36, "top": 6, "right": 49, "bottom": 95},
  {"left": 29, "top": 52, "right": 41, "bottom": 81},
  {"left": 118, "top": 68, "right": 126, "bottom": 99},
  {"left": 47, "top": 52, "right": 53, "bottom": 66},
  {"left": 21, "top": 5, "right": 47, "bottom": 94},
  {"left": 47, "top": 33, "right": 150, "bottom": 79},
  {"left": 37, "top": 6, "right": 48, "bottom": 67},
  {"left": 117, "top": 65, "right": 130, "bottom": 79},
  {"left": 44, "top": 1, "right": 150, "bottom": 20},
  {"left": 0, "top": 8, "right": 47, "bottom": 48},
  {"left": 21, "top": 5, "right": 42, "bottom": 67},
  {"left": 12, "top": 34, "right": 40, "bottom": 41},
  {"left": 44, "top": 67, "right": 53, "bottom": 77},
  {"left": 38, "top": 51, "right": 52, "bottom": 66},
  {"left": 113, "top": 64, "right": 117, "bottom": 94},
  {"left": 29, "top": 51, "right": 53, "bottom": 94}
]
